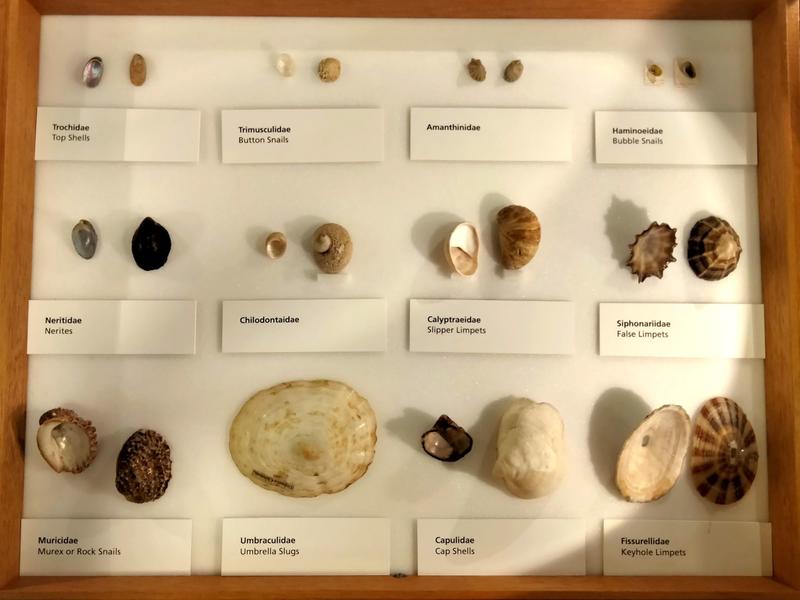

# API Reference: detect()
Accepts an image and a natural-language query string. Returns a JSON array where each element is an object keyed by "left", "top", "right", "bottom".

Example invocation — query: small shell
[
  {"left": 627, "top": 222, "right": 677, "bottom": 283},
  {"left": 275, "top": 53, "right": 295, "bottom": 77},
  {"left": 497, "top": 205, "right": 541, "bottom": 270},
  {"left": 265, "top": 232, "right": 287, "bottom": 259},
  {"left": 129, "top": 53, "right": 146, "bottom": 86},
  {"left": 503, "top": 59, "right": 524, "bottom": 82},
  {"left": 444, "top": 223, "right": 479, "bottom": 276},
  {"left": 467, "top": 58, "right": 486, "bottom": 82},
  {"left": 688, "top": 216, "right": 742, "bottom": 281},
  {"left": 675, "top": 58, "right": 698, "bottom": 86},
  {"left": 421, "top": 415, "right": 473, "bottom": 462},
  {"left": 71, "top": 219, "right": 97, "bottom": 260},
  {"left": 36, "top": 408, "right": 98, "bottom": 474},
  {"left": 312, "top": 223, "right": 352, "bottom": 273},
  {"left": 318, "top": 57, "right": 341, "bottom": 82},
  {"left": 615, "top": 405, "right": 691, "bottom": 503},
  {"left": 131, "top": 217, "right": 171, "bottom": 271},
  {"left": 82, "top": 57, "right": 103, "bottom": 88},
  {"left": 691, "top": 397, "right": 758, "bottom": 505},
  {"left": 645, "top": 63, "right": 664, "bottom": 85},
  {"left": 115, "top": 429, "right": 172, "bottom": 503}
]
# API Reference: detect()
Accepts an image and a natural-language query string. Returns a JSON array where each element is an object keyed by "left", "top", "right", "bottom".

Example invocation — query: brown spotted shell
[
  {"left": 115, "top": 429, "right": 172, "bottom": 503},
  {"left": 688, "top": 216, "right": 742, "bottom": 281},
  {"left": 497, "top": 205, "right": 541, "bottom": 270},
  {"left": 312, "top": 223, "right": 352, "bottom": 273},
  {"left": 467, "top": 58, "right": 486, "bottom": 82},
  {"left": 691, "top": 397, "right": 758, "bottom": 505},
  {"left": 36, "top": 408, "right": 98, "bottom": 474},
  {"left": 627, "top": 222, "right": 677, "bottom": 283}
]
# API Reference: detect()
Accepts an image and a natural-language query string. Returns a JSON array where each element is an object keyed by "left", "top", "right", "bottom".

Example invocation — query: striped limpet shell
[
  {"left": 691, "top": 397, "right": 758, "bottom": 505},
  {"left": 687, "top": 216, "right": 742, "bottom": 281}
]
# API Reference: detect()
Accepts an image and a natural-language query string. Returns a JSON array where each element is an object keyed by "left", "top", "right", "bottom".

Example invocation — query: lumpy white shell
[{"left": 493, "top": 398, "right": 566, "bottom": 498}]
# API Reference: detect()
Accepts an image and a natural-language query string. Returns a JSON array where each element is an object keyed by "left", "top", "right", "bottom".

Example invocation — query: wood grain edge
[
  {"left": 753, "top": 0, "right": 800, "bottom": 590},
  {"left": 0, "top": 0, "right": 39, "bottom": 589}
]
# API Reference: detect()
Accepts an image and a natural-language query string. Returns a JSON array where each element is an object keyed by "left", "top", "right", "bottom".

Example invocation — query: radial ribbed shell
[
  {"left": 691, "top": 397, "right": 758, "bottom": 505},
  {"left": 497, "top": 205, "right": 541, "bottom": 270},
  {"left": 36, "top": 408, "right": 98, "bottom": 474},
  {"left": 615, "top": 405, "right": 691, "bottom": 503},
  {"left": 229, "top": 380, "right": 377, "bottom": 498},
  {"left": 688, "top": 216, "right": 742, "bottom": 281},
  {"left": 627, "top": 222, "right": 677, "bottom": 283}
]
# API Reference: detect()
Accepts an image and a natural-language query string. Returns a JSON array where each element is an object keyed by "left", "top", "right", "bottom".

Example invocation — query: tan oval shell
[
  {"left": 265, "top": 232, "right": 287, "bottom": 259},
  {"left": 627, "top": 222, "right": 677, "bottom": 282},
  {"left": 497, "top": 205, "right": 541, "bottom": 270},
  {"left": 467, "top": 58, "right": 486, "bottom": 82},
  {"left": 229, "top": 380, "right": 377, "bottom": 498},
  {"left": 444, "top": 222, "right": 479, "bottom": 276},
  {"left": 615, "top": 405, "right": 691, "bottom": 503},
  {"left": 503, "top": 59, "right": 524, "bottom": 82},
  {"left": 36, "top": 408, "right": 98, "bottom": 474},
  {"left": 688, "top": 216, "right": 742, "bottom": 281},
  {"left": 115, "top": 429, "right": 172, "bottom": 503},
  {"left": 129, "top": 53, "right": 146, "bottom": 86},
  {"left": 318, "top": 57, "right": 341, "bottom": 82},
  {"left": 312, "top": 223, "right": 352, "bottom": 273},
  {"left": 691, "top": 397, "right": 758, "bottom": 505},
  {"left": 493, "top": 398, "right": 566, "bottom": 499}
]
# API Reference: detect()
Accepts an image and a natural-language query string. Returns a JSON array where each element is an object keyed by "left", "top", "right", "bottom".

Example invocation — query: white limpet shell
[
  {"left": 443, "top": 222, "right": 479, "bottom": 276},
  {"left": 616, "top": 404, "right": 691, "bottom": 503},
  {"left": 36, "top": 408, "right": 98, "bottom": 474},
  {"left": 229, "top": 380, "right": 377, "bottom": 498},
  {"left": 265, "top": 232, "right": 287, "bottom": 259},
  {"left": 275, "top": 53, "right": 295, "bottom": 77},
  {"left": 493, "top": 398, "right": 566, "bottom": 499}
]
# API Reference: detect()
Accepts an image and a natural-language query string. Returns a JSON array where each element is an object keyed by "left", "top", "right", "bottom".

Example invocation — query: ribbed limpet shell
[
  {"left": 497, "top": 205, "right": 541, "bottom": 270},
  {"left": 229, "top": 380, "right": 377, "bottom": 498},
  {"left": 627, "top": 222, "right": 677, "bottom": 282},
  {"left": 467, "top": 58, "right": 486, "bottom": 82},
  {"left": 688, "top": 216, "right": 742, "bottom": 281},
  {"left": 503, "top": 60, "right": 524, "bottom": 82},
  {"left": 36, "top": 408, "right": 98, "bottom": 474},
  {"left": 444, "top": 223, "right": 479, "bottom": 276}
]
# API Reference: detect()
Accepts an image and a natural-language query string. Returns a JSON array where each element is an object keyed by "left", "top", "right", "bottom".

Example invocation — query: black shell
[
  {"left": 421, "top": 415, "right": 473, "bottom": 462},
  {"left": 115, "top": 429, "right": 172, "bottom": 503},
  {"left": 687, "top": 216, "right": 742, "bottom": 281},
  {"left": 131, "top": 217, "right": 171, "bottom": 271}
]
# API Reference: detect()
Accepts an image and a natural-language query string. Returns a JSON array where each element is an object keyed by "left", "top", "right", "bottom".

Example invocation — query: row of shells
[
  {"left": 82, "top": 55, "right": 147, "bottom": 87},
  {"left": 72, "top": 217, "right": 172, "bottom": 271}
]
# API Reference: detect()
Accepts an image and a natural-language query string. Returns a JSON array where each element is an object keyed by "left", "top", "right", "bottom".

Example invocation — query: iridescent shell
[
  {"left": 82, "top": 57, "right": 103, "bottom": 87},
  {"left": 691, "top": 397, "right": 758, "bottom": 505},
  {"left": 497, "top": 205, "right": 541, "bottom": 270},
  {"left": 627, "top": 222, "right": 677, "bottom": 283},
  {"left": 36, "top": 408, "right": 98, "bottom": 474},
  {"left": 688, "top": 216, "right": 742, "bottom": 281},
  {"left": 444, "top": 222, "right": 479, "bottom": 276}
]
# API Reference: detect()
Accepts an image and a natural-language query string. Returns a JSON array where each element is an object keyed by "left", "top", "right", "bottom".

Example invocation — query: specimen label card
[
  {"left": 603, "top": 520, "right": 772, "bottom": 576},
  {"left": 35, "top": 107, "right": 201, "bottom": 162},
  {"left": 220, "top": 108, "right": 384, "bottom": 163},
  {"left": 27, "top": 300, "right": 197, "bottom": 355},
  {"left": 19, "top": 519, "right": 192, "bottom": 576},
  {"left": 221, "top": 299, "right": 386, "bottom": 353},
  {"left": 598, "top": 303, "right": 765, "bottom": 359},
  {"left": 409, "top": 299, "right": 574, "bottom": 355},
  {"left": 221, "top": 518, "right": 390, "bottom": 575},
  {"left": 410, "top": 107, "right": 572, "bottom": 162},
  {"left": 417, "top": 519, "right": 586, "bottom": 576},
  {"left": 594, "top": 111, "right": 757, "bottom": 165}
]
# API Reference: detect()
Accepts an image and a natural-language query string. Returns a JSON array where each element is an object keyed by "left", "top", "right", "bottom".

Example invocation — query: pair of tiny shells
[
  {"left": 644, "top": 59, "right": 697, "bottom": 86},
  {"left": 467, "top": 58, "right": 524, "bottom": 82},
  {"left": 82, "top": 54, "right": 146, "bottom": 87},
  {"left": 274, "top": 55, "right": 341, "bottom": 82}
]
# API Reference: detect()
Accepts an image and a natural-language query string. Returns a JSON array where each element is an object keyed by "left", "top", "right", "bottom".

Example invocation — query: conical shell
[
  {"left": 444, "top": 222, "right": 479, "bottom": 276},
  {"left": 36, "top": 408, "right": 98, "bottom": 474},
  {"left": 627, "top": 222, "right": 677, "bottom": 282},
  {"left": 115, "top": 429, "right": 172, "bottom": 503},
  {"left": 615, "top": 405, "right": 691, "bottom": 503},
  {"left": 229, "top": 380, "right": 377, "bottom": 498},
  {"left": 497, "top": 205, "right": 541, "bottom": 270},
  {"left": 688, "top": 216, "right": 742, "bottom": 281},
  {"left": 691, "top": 397, "right": 758, "bottom": 505}
]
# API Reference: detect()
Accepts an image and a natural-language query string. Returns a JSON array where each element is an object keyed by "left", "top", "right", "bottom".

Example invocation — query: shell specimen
[
  {"left": 493, "top": 398, "right": 566, "bottom": 499},
  {"left": 229, "top": 380, "right": 377, "bottom": 498},
  {"left": 615, "top": 405, "right": 691, "bottom": 503},
  {"left": 312, "top": 223, "right": 352, "bottom": 273},
  {"left": 645, "top": 63, "right": 664, "bottom": 85},
  {"left": 627, "top": 222, "right": 677, "bottom": 282},
  {"left": 36, "top": 408, "right": 98, "bottom": 474},
  {"left": 691, "top": 397, "right": 758, "bottom": 505},
  {"left": 71, "top": 219, "right": 97, "bottom": 259},
  {"left": 444, "top": 223, "right": 479, "bottom": 276},
  {"left": 265, "top": 232, "right": 287, "bottom": 259},
  {"left": 467, "top": 58, "right": 486, "bottom": 82},
  {"left": 675, "top": 58, "right": 698, "bottom": 87},
  {"left": 82, "top": 57, "right": 103, "bottom": 87},
  {"left": 115, "top": 429, "right": 172, "bottom": 503},
  {"left": 503, "top": 59, "right": 524, "bottom": 82},
  {"left": 497, "top": 205, "right": 541, "bottom": 270},
  {"left": 318, "top": 57, "right": 341, "bottom": 82},
  {"left": 131, "top": 217, "right": 172, "bottom": 271},
  {"left": 421, "top": 415, "right": 473, "bottom": 462},
  {"left": 275, "top": 53, "right": 295, "bottom": 77},
  {"left": 129, "top": 53, "right": 146, "bottom": 86},
  {"left": 688, "top": 216, "right": 742, "bottom": 281}
]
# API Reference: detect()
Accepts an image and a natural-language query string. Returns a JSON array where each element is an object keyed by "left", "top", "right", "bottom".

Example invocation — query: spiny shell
[
  {"left": 275, "top": 53, "right": 295, "bottom": 77},
  {"left": 318, "top": 57, "right": 341, "bottom": 82},
  {"left": 265, "top": 232, "right": 287, "bottom": 259},
  {"left": 467, "top": 58, "right": 486, "bottom": 82},
  {"left": 503, "top": 59, "right": 524, "bottom": 82},
  {"left": 627, "top": 222, "right": 677, "bottom": 283},
  {"left": 131, "top": 217, "right": 172, "bottom": 271},
  {"left": 493, "top": 398, "right": 566, "bottom": 499},
  {"left": 497, "top": 205, "right": 541, "bottom": 270},
  {"left": 36, "top": 408, "right": 98, "bottom": 474},
  {"left": 115, "top": 429, "right": 172, "bottom": 503},
  {"left": 71, "top": 219, "right": 97, "bottom": 260},
  {"left": 82, "top": 57, "right": 103, "bottom": 87},
  {"left": 615, "top": 405, "right": 691, "bottom": 503},
  {"left": 444, "top": 222, "right": 479, "bottom": 276},
  {"left": 688, "top": 216, "right": 742, "bottom": 281},
  {"left": 421, "top": 415, "right": 473, "bottom": 462},
  {"left": 229, "top": 380, "right": 377, "bottom": 498},
  {"left": 129, "top": 53, "right": 146, "bottom": 86},
  {"left": 691, "top": 397, "right": 758, "bottom": 505},
  {"left": 312, "top": 223, "right": 352, "bottom": 273}
]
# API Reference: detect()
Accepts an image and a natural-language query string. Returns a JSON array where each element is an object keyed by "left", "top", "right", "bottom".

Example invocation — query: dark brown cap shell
[
  {"left": 627, "top": 222, "right": 677, "bottom": 283},
  {"left": 421, "top": 415, "right": 473, "bottom": 462},
  {"left": 688, "top": 216, "right": 742, "bottom": 281},
  {"left": 115, "top": 429, "right": 172, "bottom": 503}
]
